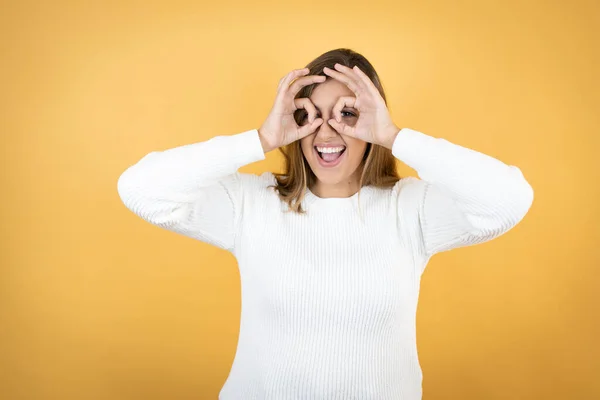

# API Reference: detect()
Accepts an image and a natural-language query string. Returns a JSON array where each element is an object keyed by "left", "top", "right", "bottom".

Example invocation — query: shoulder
[
  {"left": 390, "top": 176, "right": 428, "bottom": 204},
  {"left": 356, "top": 177, "right": 426, "bottom": 216},
  {"left": 387, "top": 176, "right": 432, "bottom": 224},
  {"left": 237, "top": 171, "right": 277, "bottom": 191},
  {"left": 234, "top": 171, "right": 281, "bottom": 206},
  {"left": 392, "top": 175, "right": 425, "bottom": 193},
  {"left": 236, "top": 171, "right": 287, "bottom": 216}
]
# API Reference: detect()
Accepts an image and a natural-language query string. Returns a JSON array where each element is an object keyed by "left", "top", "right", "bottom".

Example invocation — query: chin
[{"left": 312, "top": 172, "right": 345, "bottom": 185}]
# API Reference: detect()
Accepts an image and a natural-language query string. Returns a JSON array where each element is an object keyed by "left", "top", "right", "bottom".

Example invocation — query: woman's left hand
[{"left": 323, "top": 63, "right": 400, "bottom": 150}]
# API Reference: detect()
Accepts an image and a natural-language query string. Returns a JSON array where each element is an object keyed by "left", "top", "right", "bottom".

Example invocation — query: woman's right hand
[{"left": 258, "top": 68, "right": 326, "bottom": 153}]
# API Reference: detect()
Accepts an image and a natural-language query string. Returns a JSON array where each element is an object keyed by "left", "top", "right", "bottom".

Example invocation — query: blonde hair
[{"left": 268, "top": 48, "right": 402, "bottom": 215}]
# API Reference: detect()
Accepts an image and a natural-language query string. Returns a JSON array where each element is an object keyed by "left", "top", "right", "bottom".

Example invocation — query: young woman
[{"left": 117, "top": 48, "right": 534, "bottom": 400}]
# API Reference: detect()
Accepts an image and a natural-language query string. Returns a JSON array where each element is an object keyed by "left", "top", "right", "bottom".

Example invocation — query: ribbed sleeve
[
  {"left": 117, "top": 129, "right": 266, "bottom": 253},
  {"left": 391, "top": 128, "right": 534, "bottom": 258}
]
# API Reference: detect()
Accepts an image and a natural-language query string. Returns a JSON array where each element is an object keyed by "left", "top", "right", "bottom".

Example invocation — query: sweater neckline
[{"left": 303, "top": 186, "right": 371, "bottom": 209}]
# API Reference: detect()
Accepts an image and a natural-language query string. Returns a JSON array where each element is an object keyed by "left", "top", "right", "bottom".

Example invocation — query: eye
[
  {"left": 342, "top": 111, "right": 357, "bottom": 117},
  {"left": 297, "top": 111, "right": 309, "bottom": 124}
]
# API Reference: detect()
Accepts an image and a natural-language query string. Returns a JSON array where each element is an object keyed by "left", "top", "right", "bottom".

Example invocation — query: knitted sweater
[{"left": 117, "top": 127, "right": 534, "bottom": 400}]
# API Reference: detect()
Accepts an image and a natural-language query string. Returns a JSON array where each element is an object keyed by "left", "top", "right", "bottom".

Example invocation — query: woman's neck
[{"left": 310, "top": 180, "right": 361, "bottom": 199}]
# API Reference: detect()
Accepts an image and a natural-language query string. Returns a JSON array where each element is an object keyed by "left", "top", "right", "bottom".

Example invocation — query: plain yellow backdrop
[{"left": 1, "top": 0, "right": 598, "bottom": 398}]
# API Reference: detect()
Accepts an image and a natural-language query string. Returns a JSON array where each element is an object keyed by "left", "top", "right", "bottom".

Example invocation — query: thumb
[{"left": 328, "top": 118, "right": 354, "bottom": 137}]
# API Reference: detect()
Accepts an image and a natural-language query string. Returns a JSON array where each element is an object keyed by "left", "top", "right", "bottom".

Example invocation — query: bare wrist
[
  {"left": 381, "top": 125, "right": 401, "bottom": 150},
  {"left": 258, "top": 129, "right": 275, "bottom": 153}
]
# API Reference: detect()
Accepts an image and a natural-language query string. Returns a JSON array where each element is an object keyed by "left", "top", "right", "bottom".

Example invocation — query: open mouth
[{"left": 314, "top": 146, "right": 346, "bottom": 165}]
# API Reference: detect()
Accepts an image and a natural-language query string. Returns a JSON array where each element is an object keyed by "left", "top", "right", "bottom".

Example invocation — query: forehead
[{"left": 310, "top": 79, "right": 354, "bottom": 107}]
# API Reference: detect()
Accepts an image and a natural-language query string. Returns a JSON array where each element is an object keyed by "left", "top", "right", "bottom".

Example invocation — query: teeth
[{"left": 316, "top": 146, "right": 345, "bottom": 153}]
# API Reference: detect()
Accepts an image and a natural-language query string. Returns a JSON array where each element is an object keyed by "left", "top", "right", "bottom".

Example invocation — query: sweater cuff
[
  {"left": 232, "top": 128, "right": 267, "bottom": 164},
  {"left": 391, "top": 128, "right": 438, "bottom": 170}
]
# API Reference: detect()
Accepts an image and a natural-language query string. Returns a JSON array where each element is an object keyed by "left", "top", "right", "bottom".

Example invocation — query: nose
[{"left": 314, "top": 118, "right": 338, "bottom": 140}]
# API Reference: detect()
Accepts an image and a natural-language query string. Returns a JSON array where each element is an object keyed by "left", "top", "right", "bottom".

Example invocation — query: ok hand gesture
[{"left": 323, "top": 64, "right": 400, "bottom": 150}]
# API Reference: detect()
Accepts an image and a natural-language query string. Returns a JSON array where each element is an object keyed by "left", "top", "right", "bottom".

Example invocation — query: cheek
[
  {"left": 348, "top": 149, "right": 363, "bottom": 165},
  {"left": 347, "top": 142, "right": 368, "bottom": 162},
  {"left": 300, "top": 139, "right": 313, "bottom": 158},
  {"left": 300, "top": 145, "right": 311, "bottom": 161}
]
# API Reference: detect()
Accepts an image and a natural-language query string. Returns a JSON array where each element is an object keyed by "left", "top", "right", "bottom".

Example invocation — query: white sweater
[{"left": 117, "top": 127, "right": 534, "bottom": 400}]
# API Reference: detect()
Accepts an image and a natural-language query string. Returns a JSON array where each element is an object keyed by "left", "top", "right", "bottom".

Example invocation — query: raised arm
[
  {"left": 117, "top": 68, "right": 328, "bottom": 254},
  {"left": 392, "top": 128, "right": 534, "bottom": 260},
  {"left": 117, "top": 129, "right": 266, "bottom": 253}
]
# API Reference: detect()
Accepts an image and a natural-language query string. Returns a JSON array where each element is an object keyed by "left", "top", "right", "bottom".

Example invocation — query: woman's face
[{"left": 299, "top": 78, "right": 368, "bottom": 188}]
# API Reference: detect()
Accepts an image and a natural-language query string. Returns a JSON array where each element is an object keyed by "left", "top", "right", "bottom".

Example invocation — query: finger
[
  {"left": 278, "top": 68, "right": 309, "bottom": 93},
  {"left": 332, "top": 96, "right": 356, "bottom": 123},
  {"left": 277, "top": 71, "right": 295, "bottom": 91},
  {"left": 351, "top": 65, "right": 383, "bottom": 100},
  {"left": 287, "top": 75, "right": 326, "bottom": 98},
  {"left": 277, "top": 76, "right": 286, "bottom": 92},
  {"left": 328, "top": 118, "right": 355, "bottom": 137},
  {"left": 323, "top": 66, "right": 361, "bottom": 95},
  {"left": 297, "top": 118, "right": 323, "bottom": 139},
  {"left": 335, "top": 64, "right": 374, "bottom": 97},
  {"left": 294, "top": 97, "right": 317, "bottom": 123}
]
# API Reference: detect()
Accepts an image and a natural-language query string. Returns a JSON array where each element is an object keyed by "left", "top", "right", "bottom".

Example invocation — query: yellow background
[{"left": 1, "top": 0, "right": 598, "bottom": 398}]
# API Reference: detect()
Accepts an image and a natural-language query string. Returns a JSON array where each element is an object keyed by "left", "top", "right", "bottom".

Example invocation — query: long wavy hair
[{"left": 269, "top": 48, "right": 402, "bottom": 214}]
